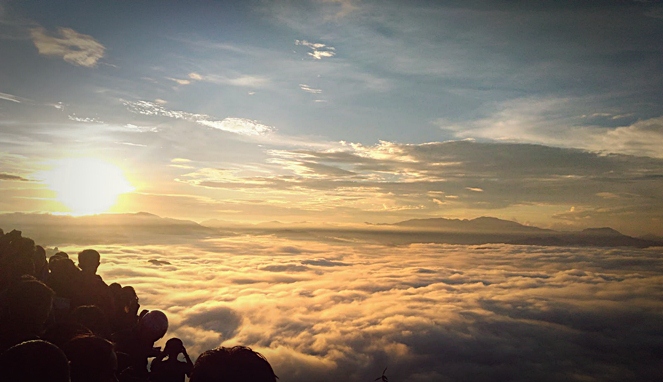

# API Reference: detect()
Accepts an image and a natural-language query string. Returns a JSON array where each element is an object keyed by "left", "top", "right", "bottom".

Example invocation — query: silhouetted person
[
  {"left": 0, "top": 229, "right": 36, "bottom": 290},
  {"left": 49, "top": 251, "right": 69, "bottom": 269},
  {"left": 47, "top": 257, "right": 82, "bottom": 321},
  {"left": 0, "top": 340, "right": 70, "bottom": 382},
  {"left": 150, "top": 338, "right": 194, "bottom": 382},
  {"left": 70, "top": 305, "right": 112, "bottom": 339},
  {"left": 111, "top": 285, "right": 141, "bottom": 332},
  {"left": 74, "top": 249, "right": 114, "bottom": 317},
  {"left": 113, "top": 310, "right": 168, "bottom": 380},
  {"left": 63, "top": 335, "right": 119, "bottom": 382},
  {"left": 190, "top": 346, "right": 278, "bottom": 382},
  {"left": 0, "top": 279, "right": 54, "bottom": 352},
  {"left": 78, "top": 249, "right": 103, "bottom": 276},
  {"left": 32, "top": 245, "right": 49, "bottom": 281}
]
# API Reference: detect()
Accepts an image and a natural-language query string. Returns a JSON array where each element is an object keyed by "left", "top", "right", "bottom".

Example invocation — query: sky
[{"left": 1, "top": 0, "right": 663, "bottom": 235}]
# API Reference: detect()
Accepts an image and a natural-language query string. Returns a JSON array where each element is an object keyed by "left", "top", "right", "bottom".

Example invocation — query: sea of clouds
[{"left": 80, "top": 235, "right": 663, "bottom": 382}]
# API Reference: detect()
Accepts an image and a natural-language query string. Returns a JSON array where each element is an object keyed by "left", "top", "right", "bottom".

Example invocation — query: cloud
[
  {"left": 321, "top": 0, "right": 358, "bottom": 17},
  {"left": 22, "top": 228, "right": 660, "bottom": 382},
  {"left": 436, "top": 98, "right": 663, "bottom": 158},
  {"left": 30, "top": 27, "right": 105, "bottom": 67},
  {"left": 182, "top": 72, "right": 270, "bottom": 88},
  {"left": 68, "top": 114, "right": 103, "bottom": 123},
  {"left": 167, "top": 78, "right": 191, "bottom": 85},
  {"left": 299, "top": 84, "right": 322, "bottom": 94},
  {"left": 176, "top": 140, "right": 663, "bottom": 235},
  {"left": 0, "top": 173, "right": 29, "bottom": 181},
  {"left": 188, "top": 72, "right": 203, "bottom": 81},
  {"left": 198, "top": 118, "right": 274, "bottom": 136},
  {"left": 295, "top": 40, "right": 336, "bottom": 60},
  {"left": 124, "top": 100, "right": 275, "bottom": 136},
  {"left": 301, "top": 258, "right": 349, "bottom": 267},
  {"left": 0, "top": 92, "right": 23, "bottom": 103}
]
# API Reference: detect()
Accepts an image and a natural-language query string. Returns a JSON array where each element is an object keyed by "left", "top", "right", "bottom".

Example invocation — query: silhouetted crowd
[{"left": 0, "top": 229, "right": 278, "bottom": 382}]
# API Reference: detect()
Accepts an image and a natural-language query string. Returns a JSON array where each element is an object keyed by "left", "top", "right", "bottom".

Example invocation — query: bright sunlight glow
[{"left": 39, "top": 158, "right": 135, "bottom": 215}]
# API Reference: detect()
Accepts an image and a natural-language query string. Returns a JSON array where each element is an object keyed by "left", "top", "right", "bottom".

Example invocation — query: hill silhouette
[{"left": 393, "top": 216, "right": 554, "bottom": 234}]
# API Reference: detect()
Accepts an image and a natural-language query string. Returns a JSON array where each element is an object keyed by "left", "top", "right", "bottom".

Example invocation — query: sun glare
[{"left": 40, "top": 158, "right": 135, "bottom": 215}]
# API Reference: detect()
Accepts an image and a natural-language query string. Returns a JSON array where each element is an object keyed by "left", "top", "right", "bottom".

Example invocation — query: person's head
[
  {"left": 78, "top": 249, "right": 101, "bottom": 274},
  {"left": 0, "top": 340, "right": 70, "bottom": 382},
  {"left": 120, "top": 286, "right": 140, "bottom": 314},
  {"left": 190, "top": 346, "right": 277, "bottom": 382},
  {"left": 109, "top": 282, "right": 122, "bottom": 295},
  {"left": 5, "top": 279, "right": 54, "bottom": 331},
  {"left": 48, "top": 252, "right": 69, "bottom": 271},
  {"left": 163, "top": 338, "right": 185, "bottom": 357},
  {"left": 63, "top": 335, "right": 118, "bottom": 382}
]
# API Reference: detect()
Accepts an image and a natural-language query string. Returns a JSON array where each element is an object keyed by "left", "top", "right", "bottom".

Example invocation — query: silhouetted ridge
[
  {"left": 580, "top": 227, "right": 623, "bottom": 236},
  {"left": 394, "top": 216, "right": 551, "bottom": 234}
]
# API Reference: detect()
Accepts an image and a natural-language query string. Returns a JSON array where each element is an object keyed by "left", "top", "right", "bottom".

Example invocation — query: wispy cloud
[
  {"left": 0, "top": 173, "right": 29, "bottom": 181},
  {"left": 299, "top": 84, "right": 322, "bottom": 94},
  {"left": 124, "top": 100, "right": 275, "bottom": 136},
  {"left": 0, "top": 92, "right": 24, "bottom": 103},
  {"left": 167, "top": 77, "right": 191, "bottom": 85},
  {"left": 68, "top": 114, "right": 103, "bottom": 123},
  {"left": 295, "top": 40, "right": 336, "bottom": 60},
  {"left": 169, "top": 71, "right": 269, "bottom": 88},
  {"left": 197, "top": 118, "right": 274, "bottom": 136},
  {"left": 30, "top": 27, "right": 105, "bottom": 67},
  {"left": 437, "top": 98, "right": 663, "bottom": 158},
  {"left": 319, "top": 0, "right": 358, "bottom": 18}
]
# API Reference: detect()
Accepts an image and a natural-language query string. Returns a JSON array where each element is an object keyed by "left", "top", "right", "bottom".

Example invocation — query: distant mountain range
[
  {"left": 392, "top": 216, "right": 553, "bottom": 234},
  {"left": 384, "top": 217, "right": 661, "bottom": 248},
  {"left": 1, "top": 213, "right": 661, "bottom": 248}
]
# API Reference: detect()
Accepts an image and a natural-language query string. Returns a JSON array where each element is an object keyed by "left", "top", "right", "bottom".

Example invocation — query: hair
[
  {"left": 4, "top": 279, "right": 54, "bottom": 327},
  {"left": 0, "top": 340, "right": 70, "bottom": 382},
  {"left": 62, "top": 335, "right": 117, "bottom": 382},
  {"left": 164, "top": 337, "right": 184, "bottom": 355},
  {"left": 78, "top": 249, "right": 100, "bottom": 270},
  {"left": 190, "top": 346, "right": 277, "bottom": 382}
]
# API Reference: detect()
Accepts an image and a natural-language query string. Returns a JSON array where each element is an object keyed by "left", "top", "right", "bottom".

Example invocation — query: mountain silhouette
[{"left": 394, "top": 216, "right": 553, "bottom": 234}]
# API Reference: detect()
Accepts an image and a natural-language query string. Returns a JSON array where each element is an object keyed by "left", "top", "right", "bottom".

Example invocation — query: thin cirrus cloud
[
  {"left": 299, "top": 84, "right": 322, "bottom": 94},
  {"left": 30, "top": 27, "right": 105, "bottom": 67},
  {"left": 295, "top": 39, "right": 336, "bottom": 60},
  {"left": 173, "top": 72, "right": 270, "bottom": 88},
  {"left": 20, "top": 224, "right": 656, "bottom": 382},
  {"left": 124, "top": 100, "right": 275, "bottom": 136},
  {"left": 0, "top": 92, "right": 23, "bottom": 103}
]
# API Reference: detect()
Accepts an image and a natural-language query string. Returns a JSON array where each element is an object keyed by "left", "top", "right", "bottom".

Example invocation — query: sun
[{"left": 40, "top": 158, "right": 135, "bottom": 215}]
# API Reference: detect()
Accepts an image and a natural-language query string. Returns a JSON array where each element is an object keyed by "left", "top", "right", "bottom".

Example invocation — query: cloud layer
[{"left": 51, "top": 233, "right": 661, "bottom": 382}]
